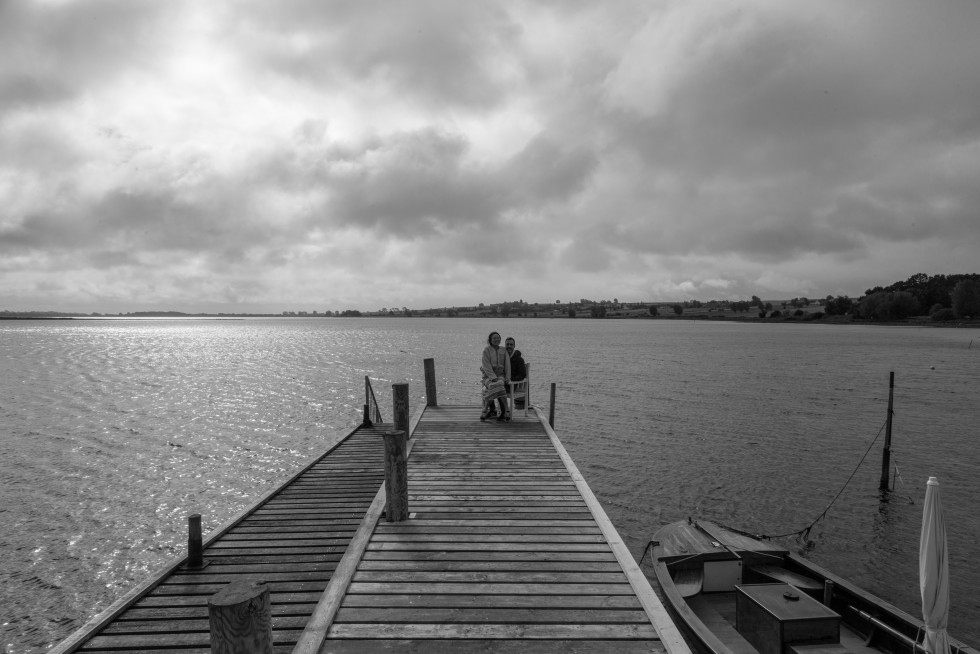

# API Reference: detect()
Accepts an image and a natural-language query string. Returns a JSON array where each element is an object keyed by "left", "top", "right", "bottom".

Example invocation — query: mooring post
[
  {"left": 208, "top": 579, "right": 273, "bottom": 654},
  {"left": 381, "top": 430, "right": 409, "bottom": 521},
  {"left": 187, "top": 514, "right": 204, "bottom": 569},
  {"left": 393, "top": 382, "right": 410, "bottom": 438},
  {"left": 423, "top": 358, "right": 438, "bottom": 406},
  {"left": 879, "top": 371, "right": 894, "bottom": 491},
  {"left": 823, "top": 579, "right": 834, "bottom": 607},
  {"left": 548, "top": 383, "right": 556, "bottom": 428}
]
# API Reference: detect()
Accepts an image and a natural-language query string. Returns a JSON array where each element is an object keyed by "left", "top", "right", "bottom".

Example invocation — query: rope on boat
[{"left": 721, "top": 415, "right": 891, "bottom": 542}]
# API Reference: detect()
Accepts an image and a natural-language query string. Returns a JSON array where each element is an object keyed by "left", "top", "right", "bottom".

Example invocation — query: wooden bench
[{"left": 748, "top": 564, "right": 824, "bottom": 596}]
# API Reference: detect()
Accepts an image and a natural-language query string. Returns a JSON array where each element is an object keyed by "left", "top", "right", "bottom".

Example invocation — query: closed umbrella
[{"left": 919, "top": 476, "right": 950, "bottom": 654}]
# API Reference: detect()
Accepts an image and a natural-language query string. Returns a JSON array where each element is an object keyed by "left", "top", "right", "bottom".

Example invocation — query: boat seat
[
  {"left": 788, "top": 644, "right": 851, "bottom": 654},
  {"left": 687, "top": 595, "right": 756, "bottom": 654},
  {"left": 672, "top": 567, "right": 703, "bottom": 598},
  {"left": 748, "top": 564, "right": 823, "bottom": 596}
]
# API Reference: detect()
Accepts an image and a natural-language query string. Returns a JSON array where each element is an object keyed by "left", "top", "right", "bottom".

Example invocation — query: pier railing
[{"left": 363, "top": 375, "right": 384, "bottom": 425}]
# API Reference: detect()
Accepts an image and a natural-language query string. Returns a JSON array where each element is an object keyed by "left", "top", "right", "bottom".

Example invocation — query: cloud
[{"left": 1, "top": 1, "right": 979, "bottom": 311}]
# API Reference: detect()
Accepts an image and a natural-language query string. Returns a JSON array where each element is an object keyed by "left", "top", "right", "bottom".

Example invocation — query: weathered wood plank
[
  {"left": 321, "top": 640, "right": 664, "bottom": 654},
  {"left": 350, "top": 571, "right": 629, "bottom": 584},
  {"left": 334, "top": 608, "right": 651, "bottom": 623},
  {"left": 356, "top": 561, "right": 624, "bottom": 572},
  {"left": 100, "top": 615, "right": 309, "bottom": 634},
  {"left": 117, "top": 603, "right": 319, "bottom": 620},
  {"left": 338, "top": 593, "right": 644, "bottom": 609},
  {"left": 365, "top": 542, "right": 610, "bottom": 552},
  {"left": 370, "top": 533, "right": 605, "bottom": 543},
  {"left": 325, "top": 623, "right": 660, "bottom": 639},
  {"left": 345, "top": 582, "right": 637, "bottom": 595},
  {"left": 375, "top": 518, "right": 597, "bottom": 528},
  {"left": 361, "top": 550, "right": 618, "bottom": 562},
  {"left": 372, "top": 525, "right": 601, "bottom": 534},
  {"left": 135, "top": 592, "right": 324, "bottom": 607},
  {"left": 79, "top": 630, "right": 305, "bottom": 650}
]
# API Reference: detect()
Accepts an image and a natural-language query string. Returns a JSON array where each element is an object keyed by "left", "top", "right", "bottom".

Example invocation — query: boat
[{"left": 648, "top": 518, "right": 978, "bottom": 654}]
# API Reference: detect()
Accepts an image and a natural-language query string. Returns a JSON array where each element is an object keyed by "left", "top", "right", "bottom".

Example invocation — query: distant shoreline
[{"left": 3, "top": 313, "right": 978, "bottom": 328}]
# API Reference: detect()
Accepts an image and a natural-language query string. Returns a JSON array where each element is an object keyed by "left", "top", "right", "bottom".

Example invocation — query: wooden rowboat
[{"left": 649, "top": 518, "right": 977, "bottom": 654}]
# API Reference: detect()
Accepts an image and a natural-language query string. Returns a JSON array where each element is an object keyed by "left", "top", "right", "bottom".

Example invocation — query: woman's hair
[{"left": 487, "top": 331, "right": 500, "bottom": 345}]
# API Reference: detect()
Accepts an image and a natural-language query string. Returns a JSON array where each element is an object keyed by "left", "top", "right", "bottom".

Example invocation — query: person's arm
[
  {"left": 504, "top": 349, "right": 511, "bottom": 381},
  {"left": 480, "top": 346, "right": 495, "bottom": 378}
]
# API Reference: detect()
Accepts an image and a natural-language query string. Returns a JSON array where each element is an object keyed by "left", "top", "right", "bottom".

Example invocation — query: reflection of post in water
[{"left": 879, "top": 371, "right": 895, "bottom": 492}]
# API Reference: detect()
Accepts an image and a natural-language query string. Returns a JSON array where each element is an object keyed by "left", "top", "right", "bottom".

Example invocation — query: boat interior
[{"left": 653, "top": 520, "right": 965, "bottom": 654}]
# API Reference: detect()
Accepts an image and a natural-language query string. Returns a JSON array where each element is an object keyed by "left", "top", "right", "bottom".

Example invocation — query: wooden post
[
  {"left": 187, "top": 514, "right": 204, "bottom": 569},
  {"left": 879, "top": 371, "right": 894, "bottom": 491},
  {"left": 823, "top": 579, "right": 834, "bottom": 607},
  {"left": 393, "top": 382, "right": 410, "bottom": 438},
  {"left": 423, "top": 358, "right": 437, "bottom": 406},
  {"left": 548, "top": 383, "right": 556, "bottom": 428},
  {"left": 362, "top": 403, "right": 371, "bottom": 426},
  {"left": 208, "top": 580, "right": 273, "bottom": 654},
  {"left": 381, "top": 430, "right": 409, "bottom": 521}
]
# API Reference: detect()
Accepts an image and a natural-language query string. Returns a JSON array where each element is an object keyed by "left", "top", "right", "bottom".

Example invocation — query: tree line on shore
[
  {"left": 830, "top": 273, "right": 980, "bottom": 322},
  {"left": 3, "top": 273, "right": 978, "bottom": 323}
]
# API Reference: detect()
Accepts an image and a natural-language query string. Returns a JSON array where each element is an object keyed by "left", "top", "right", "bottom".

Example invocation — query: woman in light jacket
[{"left": 480, "top": 331, "right": 511, "bottom": 421}]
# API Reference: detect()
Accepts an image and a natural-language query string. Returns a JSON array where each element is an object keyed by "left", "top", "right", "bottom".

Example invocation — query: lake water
[{"left": 1, "top": 317, "right": 978, "bottom": 651}]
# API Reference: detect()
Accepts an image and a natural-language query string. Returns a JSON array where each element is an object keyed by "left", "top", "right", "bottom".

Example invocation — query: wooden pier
[
  {"left": 51, "top": 423, "right": 389, "bottom": 653},
  {"left": 53, "top": 377, "right": 688, "bottom": 653}
]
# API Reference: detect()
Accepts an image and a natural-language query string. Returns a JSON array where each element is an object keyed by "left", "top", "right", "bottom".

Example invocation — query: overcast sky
[{"left": 2, "top": 1, "right": 978, "bottom": 313}]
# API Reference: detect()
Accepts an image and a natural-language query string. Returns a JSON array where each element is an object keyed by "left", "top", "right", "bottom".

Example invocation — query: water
[{"left": 1, "top": 317, "right": 977, "bottom": 651}]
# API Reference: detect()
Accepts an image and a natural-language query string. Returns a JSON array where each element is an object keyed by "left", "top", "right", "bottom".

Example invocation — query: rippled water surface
[{"left": 1, "top": 318, "right": 977, "bottom": 651}]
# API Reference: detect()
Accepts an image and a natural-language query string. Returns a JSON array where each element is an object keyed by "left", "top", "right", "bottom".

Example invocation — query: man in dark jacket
[
  {"left": 504, "top": 337, "right": 527, "bottom": 409},
  {"left": 505, "top": 337, "right": 526, "bottom": 381}
]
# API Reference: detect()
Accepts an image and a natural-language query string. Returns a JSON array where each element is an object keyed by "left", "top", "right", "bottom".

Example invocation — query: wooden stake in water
[{"left": 879, "top": 371, "right": 895, "bottom": 491}]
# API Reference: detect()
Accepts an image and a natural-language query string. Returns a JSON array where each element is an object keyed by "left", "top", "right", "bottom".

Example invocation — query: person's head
[
  {"left": 505, "top": 337, "right": 516, "bottom": 353},
  {"left": 487, "top": 331, "right": 501, "bottom": 346}
]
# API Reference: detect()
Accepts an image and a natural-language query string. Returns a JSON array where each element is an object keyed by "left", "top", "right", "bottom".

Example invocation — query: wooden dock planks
[
  {"left": 313, "top": 405, "right": 680, "bottom": 654},
  {"left": 54, "top": 402, "right": 689, "bottom": 654},
  {"left": 57, "top": 424, "right": 388, "bottom": 654}
]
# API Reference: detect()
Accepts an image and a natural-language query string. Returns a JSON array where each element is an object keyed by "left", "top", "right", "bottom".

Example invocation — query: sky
[{"left": 2, "top": 0, "right": 979, "bottom": 314}]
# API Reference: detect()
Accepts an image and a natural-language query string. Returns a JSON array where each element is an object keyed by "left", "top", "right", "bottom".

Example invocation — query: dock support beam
[
  {"left": 549, "top": 383, "right": 556, "bottom": 428},
  {"left": 424, "top": 358, "right": 437, "bottom": 406},
  {"left": 208, "top": 580, "right": 273, "bottom": 654},
  {"left": 879, "top": 371, "right": 894, "bottom": 491},
  {"left": 187, "top": 514, "right": 204, "bottom": 569},
  {"left": 393, "top": 382, "right": 410, "bottom": 438},
  {"left": 381, "top": 430, "right": 409, "bottom": 521}
]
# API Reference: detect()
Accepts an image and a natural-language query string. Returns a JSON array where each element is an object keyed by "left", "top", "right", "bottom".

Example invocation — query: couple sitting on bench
[{"left": 480, "top": 331, "right": 528, "bottom": 422}]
